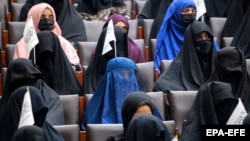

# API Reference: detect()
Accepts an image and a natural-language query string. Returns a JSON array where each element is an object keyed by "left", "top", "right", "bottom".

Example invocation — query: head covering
[
  {"left": 29, "top": 31, "right": 82, "bottom": 95},
  {"left": 204, "top": 0, "right": 233, "bottom": 18},
  {"left": 82, "top": 57, "right": 140, "bottom": 130},
  {"left": 154, "top": 0, "right": 196, "bottom": 73},
  {"left": 122, "top": 92, "right": 163, "bottom": 133},
  {"left": 104, "top": 13, "right": 146, "bottom": 63},
  {"left": 14, "top": 3, "right": 80, "bottom": 65},
  {"left": 179, "top": 81, "right": 238, "bottom": 141},
  {"left": 125, "top": 114, "right": 172, "bottom": 141},
  {"left": 0, "top": 58, "right": 65, "bottom": 125},
  {"left": 153, "top": 21, "right": 217, "bottom": 92},
  {"left": 0, "top": 86, "right": 65, "bottom": 141},
  {"left": 83, "top": 26, "right": 129, "bottom": 94},
  {"left": 19, "top": 0, "right": 87, "bottom": 42},
  {"left": 230, "top": 5, "right": 250, "bottom": 58},
  {"left": 208, "top": 47, "right": 250, "bottom": 112},
  {"left": 220, "top": 0, "right": 250, "bottom": 39},
  {"left": 11, "top": 125, "right": 47, "bottom": 141}
]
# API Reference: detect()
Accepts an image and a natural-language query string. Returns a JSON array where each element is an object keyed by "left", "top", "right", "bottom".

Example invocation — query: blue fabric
[
  {"left": 154, "top": 0, "right": 196, "bottom": 74},
  {"left": 81, "top": 57, "right": 140, "bottom": 130}
]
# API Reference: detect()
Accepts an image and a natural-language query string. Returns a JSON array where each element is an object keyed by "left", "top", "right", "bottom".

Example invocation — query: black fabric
[
  {"left": 19, "top": 0, "right": 87, "bottom": 42},
  {"left": 76, "top": 0, "right": 125, "bottom": 14},
  {"left": 0, "top": 86, "right": 65, "bottom": 141},
  {"left": 83, "top": 26, "right": 148, "bottom": 94},
  {"left": 220, "top": 0, "right": 250, "bottom": 39},
  {"left": 107, "top": 91, "right": 163, "bottom": 141},
  {"left": 208, "top": 47, "right": 250, "bottom": 112},
  {"left": 147, "top": 0, "right": 172, "bottom": 61},
  {"left": 204, "top": 0, "right": 233, "bottom": 18},
  {"left": 125, "top": 114, "right": 172, "bottom": 141},
  {"left": 11, "top": 125, "right": 47, "bottom": 141},
  {"left": 153, "top": 21, "right": 217, "bottom": 92},
  {"left": 179, "top": 81, "right": 238, "bottom": 141},
  {"left": 29, "top": 31, "right": 82, "bottom": 95},
  {"left": 0, "top": 58, "right": 65, "bottom": 125},
  {"left": 230, "top": 6, "right": 250, "bottom": 58}
]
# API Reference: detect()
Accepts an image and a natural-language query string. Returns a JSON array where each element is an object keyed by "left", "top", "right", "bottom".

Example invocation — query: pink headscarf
[{"left": 14, "top": 3, "right": 80, "bottom": 65}]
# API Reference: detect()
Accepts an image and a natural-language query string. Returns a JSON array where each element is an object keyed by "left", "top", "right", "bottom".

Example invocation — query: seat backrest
[
  {"left": 163, "top": 120, "right": 175, "bottom": 137},
  {"left": 132, "top": 39, "right": 145, "bottom": 55},
  {"left": 135, "top": 0, "right": 146, "bottom": 15},
  {"left": 10, "top": 3, "right": 24, "bottom": 21},
  {"left": 0, "top": 3, "right": 7, "bottom": 30},
  {"left": 59, "top": 94, "right": 80, "bottom": 125},
  {"left": 160, "top": 60, "right": 172, "bottom": 75},
  {"left": 128, "top": 19, "right": 138, "bottom": 39},
  {"left": 8, "top": 22, "right": 25, "bottom": 44},
  {"left": 246, "top": 59, "right": 250, "bottom": 75},
  {"left": 136, "top": 61, "right": 155, "bottom": 91},
  {"left": 87, "top": 124, "right": 123, "bottom": 141},
  {"left": 150, "top": 38, "right": 156, "bottom": 60},
  {"left": 147, "top": 91, "right": 166, "bottom": 120},
  {"left": 83, "top": 20, "right": 105, "bottom": 42},
  {"left": 78, "top": 41, "right": 97, "bottom": 67},
  {"left": 6, "top": 44, "right": 15, "bottom": 66},
  {"left": 124, "top": 0, "right": 132, "bottom": 18},
  {"left": 208, "top": 17, "right": 227, "bottom": 45},
  {"left": 143, "top": 19, "right": 154, "bottom": 46},
  {"left": 221, "top": 37, "right": 233, "bottom": 48},
  {"left": 169, "top": 90, "right": 197, "bottom": 135},
  {"left": 53, "top": 124, "right": 80, "bottom": 141},
  {"left": 2, "top": 67, "right": 7, "bottom": 90}
]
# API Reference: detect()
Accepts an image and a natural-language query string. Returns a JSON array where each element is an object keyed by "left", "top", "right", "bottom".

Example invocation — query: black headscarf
[
  {"left": 220, "top": 0, "right": 250, "bottom": 39},
  {"left": 29, "top": 31, "right": 82, "bottom": 95},
  {"left": 0, "top": 58, "right": 65, "bottom": 125},
  {"left": 204, "top": 0, "right": 233, "bottom": 18},
  {"left": 19, "top": 0, "right": 87, "bottom": 42},
  {"left": 153, "top": 21, "right": 217, "bottom": 92},
  {"left": 125, "top": 114, "right": 172, "bottom": 141},
  {"left": 179, "top": 81, "right": 238, "bottom": 141},
  {"left": 208, "top": 47, "right": 250, "bottom": 112},
  {"left": 83, "top": 26, "right": 149, "bottom": 94},
  {"left": 0, "top": 86, "right": 65, "bottom": 141},
  {"left": 230, "top": 6, "right": 250, "bottom": 58},
  {"left": 121, "top": 92, "right": 163, "bottom": 133},
  {"left": 76, "top": 0, "right": 125, "bottom": 14},
  {"left": 11, "top": 125, "right": 47, "bottom": 141}
]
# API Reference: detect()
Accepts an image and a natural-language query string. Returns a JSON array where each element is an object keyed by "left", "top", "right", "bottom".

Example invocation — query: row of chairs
[{"left": 1, "top": 88, "right": 194, "bottom": 141}]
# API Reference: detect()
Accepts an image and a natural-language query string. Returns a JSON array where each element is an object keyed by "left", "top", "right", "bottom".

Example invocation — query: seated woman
[
  {"left": 99, "top": 13, "right": 146, "bottom": 63},
  {"left": 19, "top": 0, "right": 87, "bottom": 43},
  {"left": 0, "top": 86, "right": 65, "bottom": 141},
  {"left": 125, "top": 114, "right": 172, "bottom": 141},
  {"left": 153, "top": 21, "right": 217, "bottom": 92},
  {"left": 107, "top": 91, "right": 163, "bottom": 141},
  {"left": 83, "top": 26, "right": 148, "bottom": 94},
  {"left": 14, "top": 3, "right": 82, "bottom": 95},
  {"left": 179, "top": 81, "right": 241, "bottom": 141},
  {"left": 14, "top": 2, "right": 80, "bottom": 68},
  {"left": 0, "top": 58, "right": 65, "bottom": 125},
  {"left": 207, "top": 47, "right": 250, "bottom": 112},
  {"left": 154, "top": 0, "right": 196, "bottom": 74},
  {"left": 82, "top": 57, "right": 141, "bottom": 130}
]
